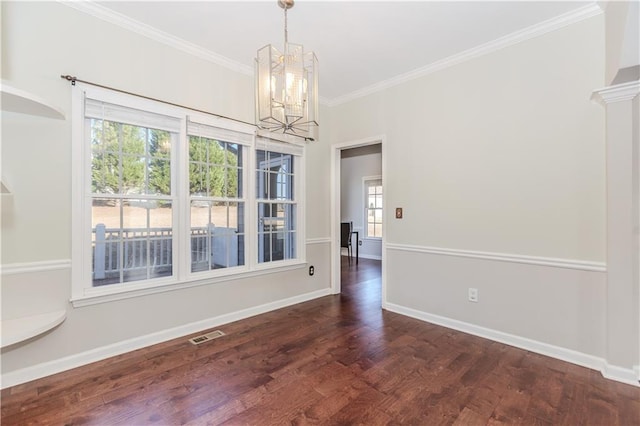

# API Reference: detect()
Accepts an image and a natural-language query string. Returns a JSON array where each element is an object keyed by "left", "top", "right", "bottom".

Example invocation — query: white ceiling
[{"left": 94, "top": 1, "right": 596, "bottom": 104}]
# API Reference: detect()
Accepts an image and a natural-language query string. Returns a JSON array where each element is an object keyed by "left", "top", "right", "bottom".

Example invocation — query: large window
[
  {"left": 189, "top": 130, "right": 245, "bottom": 272},
  {"left": 364, "top": 178, "right": 383, "bottom": 239},
  {"left": 88, "top": 101, "right": 179, "bottom": 288},
  {"left": 256, "top": 149, "right": 297, "bottom": 263},
  {"left": 72, "top": 85, "right": 305, "bottom": 304}
]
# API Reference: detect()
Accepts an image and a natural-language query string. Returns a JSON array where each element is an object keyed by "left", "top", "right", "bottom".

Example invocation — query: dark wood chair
[{"left": 340, "top": 222, "right": 353, "bottom": 264}]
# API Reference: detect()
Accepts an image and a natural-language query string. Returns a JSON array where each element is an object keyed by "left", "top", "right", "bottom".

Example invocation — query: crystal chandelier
[{"left": 255, "top": 0, "right": 318, "bottom": 140}]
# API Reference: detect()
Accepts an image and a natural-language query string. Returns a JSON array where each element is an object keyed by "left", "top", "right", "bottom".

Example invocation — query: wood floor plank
[{"left": 2, "top": 257, "right": 639, "bottom": 425}]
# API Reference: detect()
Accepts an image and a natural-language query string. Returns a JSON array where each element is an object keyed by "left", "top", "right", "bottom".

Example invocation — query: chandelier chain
[{"left": 284, "top": 7, "right": 288, "bottom": 45}]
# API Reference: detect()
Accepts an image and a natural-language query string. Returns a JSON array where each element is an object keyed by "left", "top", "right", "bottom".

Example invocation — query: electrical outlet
[
  {"left": 468, "top": 288, "right": 478, "bottom": 303},
  {"left": 309, "top": 265, "right": 315, "bottom": 276}
]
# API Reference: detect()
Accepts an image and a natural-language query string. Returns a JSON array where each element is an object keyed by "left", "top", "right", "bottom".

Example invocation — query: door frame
[{"left": 330, "top": 134, "right": 387, "bottom": 306}]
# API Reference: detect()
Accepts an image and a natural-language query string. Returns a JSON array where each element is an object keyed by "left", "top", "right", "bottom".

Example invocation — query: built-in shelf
[
  {"left": 1, "top": 180, "right": 11, "bottom": 197},
  {"left": 1, "top": 310, "right": 67, "bottom": 348},
  {"left": 1, "top": 82, "right": 65, "bottom": 120},
  {"left": 1, "top": 83, "right": 67, "bottom": 349}
]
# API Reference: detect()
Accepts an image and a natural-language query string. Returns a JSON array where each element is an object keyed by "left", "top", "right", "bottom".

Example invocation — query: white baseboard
[
  {"left": 385, "top": 302, "right": 639, "bottom": 387},
  {"left": 358, "top": 254, "right": 382, "bottom": 261},
  {"left": 340, "top": 254, "right": 382, "bottom": 261},
  {"left": 1, "top": 288, "right": 332, "bottom": 389},
  {"left": 601, "top": 363, "right": 640, "bottom": 386}
]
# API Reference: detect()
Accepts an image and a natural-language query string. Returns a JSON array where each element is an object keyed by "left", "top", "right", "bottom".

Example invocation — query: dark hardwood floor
[{"left": 2, "top": 257, "right": 639, "bottom": 425}]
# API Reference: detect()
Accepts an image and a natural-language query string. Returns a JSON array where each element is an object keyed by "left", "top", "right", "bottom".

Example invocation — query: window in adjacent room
[{"left": 364, "top": 177, "right": 383, "bottom": 239}]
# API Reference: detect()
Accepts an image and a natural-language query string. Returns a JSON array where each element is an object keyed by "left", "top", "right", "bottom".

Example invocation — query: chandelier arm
[
  {"left": 291, "top": 120, "right": 318, "bottom": 127},
  {"left": 286, "top": 115, "right": 303, "bottom": 126},
  {"left": 266, "top": 116, "right": 286, "bottom": 126},
  {"left": 260, "top": 123, "right": 287, "bottom": 131}
]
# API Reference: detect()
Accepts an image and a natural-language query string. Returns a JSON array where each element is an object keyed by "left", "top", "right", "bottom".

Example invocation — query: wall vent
[{"left": 189, "top": 330, "right": 225, "bottom": 345}]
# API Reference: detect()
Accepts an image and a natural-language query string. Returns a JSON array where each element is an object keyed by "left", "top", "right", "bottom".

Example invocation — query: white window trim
[
  {"left": 185, "top": 124, "right": 249, "bottom": 278},
  {"left": 254, "top": 145, "right": 305, "bottom": 266},
  {"left": 71, "top": 83, "right": 306, "bottom": 307},
  {"left": 363, "top": 175, "right": 383, "bottom": 240}
]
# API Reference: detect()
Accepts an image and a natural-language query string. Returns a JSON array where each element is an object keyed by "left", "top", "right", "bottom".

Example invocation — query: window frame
[
  {"left": 256, "top": 151, "right": 297, "bottom": 264},
  {"left": 186, "top": 120, "right": 250, "bottom": 277},
  {"left": 88, "top": 121, "right": 178, "bottom": 288},
  {"left": 253, "top": 138, "right": 305, "bottom": 270},
  {"left": 363, "top": 176, "right": 383, "bottom": 240},
  {"left": 71, "top": 84, "right": 306, "bottom": 307}
]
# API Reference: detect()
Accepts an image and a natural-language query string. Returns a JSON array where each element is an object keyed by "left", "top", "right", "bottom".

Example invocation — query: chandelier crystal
[{"left": 256, "top": 0, "right": 318, "bottom": 140}]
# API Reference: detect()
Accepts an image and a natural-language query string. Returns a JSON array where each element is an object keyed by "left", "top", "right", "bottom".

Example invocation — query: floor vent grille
[{"left": 189, "top": 330, "right": 225, "bottom": 345}]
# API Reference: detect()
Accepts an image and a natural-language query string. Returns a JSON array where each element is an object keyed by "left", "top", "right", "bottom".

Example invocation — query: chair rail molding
[
  {"left": 306, "top": 238, "right": 331, "bottom": 245},
  {"left": 1, "top": 260, "right": 72, "bottom": 276},
  {"left": 385, "top": 243, "right": 606, "bottom": 272}
]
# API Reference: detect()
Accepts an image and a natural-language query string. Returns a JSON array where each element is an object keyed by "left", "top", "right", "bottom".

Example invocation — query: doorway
[{"left": 331, "top": 136, "right": 386, "bottom": 306}]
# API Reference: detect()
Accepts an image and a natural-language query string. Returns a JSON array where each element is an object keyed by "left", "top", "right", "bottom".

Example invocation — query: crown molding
[
  {"left": 59, "top": 1, "right": 253, "bottom": 76},
  {"left": 59, "top": 1, "right": 602, "bottom": 108},
  {"left": 591, "top": 80, "right": 640, "bottom": 105},
  {"left": 327, "top": 3, "right": 603, "bottom": 107}
]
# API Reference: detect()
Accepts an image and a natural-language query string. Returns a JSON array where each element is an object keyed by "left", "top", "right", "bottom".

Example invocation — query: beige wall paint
[
  {"left": 386, "top": 250, "right": 607, "bottom": 358},
  {"left": 604, "top": 1, "right": 630, "bottom": 84},
  {"left": 1, "top": 1, "right": 330, "bottom": 380},
  {"left": 1, "top": 245, "right": 331, "bottom": 374},
  {"left": 604, "top": 0, "right": 640, "bottom": 84},
  {"left": 635, "top": 94, "right": 640, "bottom": 373},
  {"left": 331, "top": 16, "right": 606, "bottom": 261},
  {"left": 305, "top": 104, "right": 332, "bottom": 240},
  {"left": 600, "top": 86, "right": 640, "bottom": 370},
  {"left": 2, "top": 1, "right": 257, "bottom": 264},
  {"left": 2, "top": 1, "right": 635, "bottom": 384},
  {"left": 330, "top": 16, "right": 614, "bottom": 365}
]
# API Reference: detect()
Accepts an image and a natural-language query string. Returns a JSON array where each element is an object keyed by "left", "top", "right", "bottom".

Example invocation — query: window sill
[{"left": 70, "top": 261, "right": 308, "bottom": 308}]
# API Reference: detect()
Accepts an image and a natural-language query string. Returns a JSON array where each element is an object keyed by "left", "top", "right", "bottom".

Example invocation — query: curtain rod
[{"left": 60, "top": 74, "right": 312, "bottom": 141}]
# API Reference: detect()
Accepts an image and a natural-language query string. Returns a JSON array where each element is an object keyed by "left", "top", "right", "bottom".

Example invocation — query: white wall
[
  {"left": 0, "top": 1, "right": 331, "bottom": 385},
  {"left": 340, "top": 145, "right": 382, "bottom": 259},
  {"left": 604, "top": 0, "right": 640, "bottom": 84},
  {"left": 329, "top": 14, "right": 638, "bottom": 380},
  {"left": 2, "top": 2, "right": 636, "bottom": 387},
  {"left": 306, "top": 104, "right": 332, "bottom": 241},
  {"left": 332, "top": 23, "right": 606, "bottom": 260}
]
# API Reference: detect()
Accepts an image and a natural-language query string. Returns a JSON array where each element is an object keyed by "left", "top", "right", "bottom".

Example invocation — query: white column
[{"left": 592, "top": 81, "right": 640, "bottom": 378}]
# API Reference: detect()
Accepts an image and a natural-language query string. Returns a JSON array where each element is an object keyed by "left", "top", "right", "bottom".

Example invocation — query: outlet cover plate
[{"left": 468, "top": 288, "right": 478, "bottom": 303}]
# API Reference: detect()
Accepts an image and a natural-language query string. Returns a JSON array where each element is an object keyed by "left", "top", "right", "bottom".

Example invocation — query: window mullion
[
  {"left": 176, "top": 121, "right": 189, "bottom": 282},
  {"left": 297, "top": 151, "right": 305, "bottom": 261},
  {"left": 247, "top": 142, "right": 258, "bottom": 268}
]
